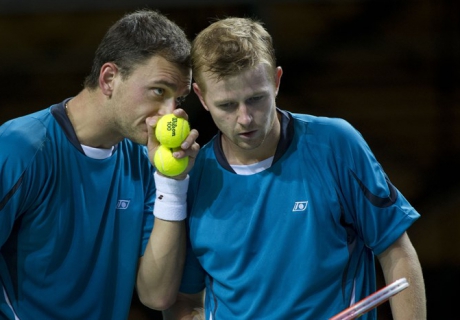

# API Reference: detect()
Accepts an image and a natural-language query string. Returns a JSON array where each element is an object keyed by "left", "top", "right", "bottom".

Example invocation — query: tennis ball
[
  {"left": 155, "top": 114, "right": 190, "bottom": 148},
  {"left": 154, "top": 145, "right": 189, "bottom": 177}
]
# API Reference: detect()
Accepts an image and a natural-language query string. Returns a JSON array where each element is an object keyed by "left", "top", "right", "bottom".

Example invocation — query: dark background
[{"left": 1, "top": 0, "right": 458, "bottom": 318}]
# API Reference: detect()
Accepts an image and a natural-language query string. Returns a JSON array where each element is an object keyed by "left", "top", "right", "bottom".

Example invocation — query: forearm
[
  {"left": 136, "top": 172, "right": 189, "bottom": 310},
  {"left": 387, "top": 260, "right": 426, "bottom": 319},
  {"left": 378, "top": 233, "right": 427, "bottom": 319},
  {"left": 137, "top": 218, "right": 186, "bottom": 310}
]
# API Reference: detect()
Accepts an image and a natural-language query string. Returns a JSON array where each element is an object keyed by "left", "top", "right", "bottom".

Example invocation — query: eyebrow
[
  {"left": 152, "top": 79, "right": 178, "bottom": 91},
  {"left": 151, "top": 79, "right": 191, "bottom": 96}
]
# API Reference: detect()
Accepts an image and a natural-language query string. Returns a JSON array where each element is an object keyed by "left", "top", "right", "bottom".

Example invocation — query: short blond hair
[{"left": 192, "top": 17, "right": 276, "bottom": 91}]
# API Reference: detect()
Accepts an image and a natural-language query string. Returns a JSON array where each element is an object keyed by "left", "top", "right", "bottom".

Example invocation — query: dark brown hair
[{"left": 84, "top": 9, "right": 191, "bottom": 89}]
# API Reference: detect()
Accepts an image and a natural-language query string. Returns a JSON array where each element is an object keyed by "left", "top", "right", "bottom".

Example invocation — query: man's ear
[
  {"left": 274, "top": 66, "right": 283, "bottom": 96},
  {"left": 99, "top": 62, "right": 118, "bottom": 97},
  {"left": 193, "top": 83, "right": 209, "bottom": 111}
]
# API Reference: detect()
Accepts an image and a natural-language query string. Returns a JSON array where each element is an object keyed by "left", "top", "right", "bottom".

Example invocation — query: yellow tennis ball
[
  {"left": 154, "top": 145, "right": 189, "bottom": 177},
  {"left": 155, "top": 114, "right": 190, "bottom": 148}
]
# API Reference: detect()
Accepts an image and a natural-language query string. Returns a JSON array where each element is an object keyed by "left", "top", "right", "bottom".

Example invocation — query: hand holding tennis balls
[{"left": 154, "top": 114, "right": 190, "bottom": 177}]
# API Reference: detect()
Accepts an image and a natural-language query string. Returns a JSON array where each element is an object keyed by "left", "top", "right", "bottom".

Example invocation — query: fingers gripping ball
[
  {"left": 154, "top": 145, "right": 189, "bottom": 177},
  {"left": 155, "top": 114, "right": 190, "bottom": 148}
]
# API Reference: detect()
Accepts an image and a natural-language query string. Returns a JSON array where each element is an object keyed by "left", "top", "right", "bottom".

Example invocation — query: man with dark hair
[{"left": 0, "top": 9, "right": 199, "bottom": 319}]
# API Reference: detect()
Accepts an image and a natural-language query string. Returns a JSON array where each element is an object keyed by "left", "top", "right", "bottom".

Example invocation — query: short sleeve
[{"left": 330, "top": 119, "right": 420, "bottom": 255}]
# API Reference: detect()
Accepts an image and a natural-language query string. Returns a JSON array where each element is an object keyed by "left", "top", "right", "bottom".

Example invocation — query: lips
[{"left": 239, "top": 130, "right": 256, "bottom": 138}]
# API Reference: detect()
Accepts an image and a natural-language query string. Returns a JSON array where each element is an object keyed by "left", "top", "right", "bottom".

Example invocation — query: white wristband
[{"left": 153, "top": 171, "right": 189, "bottom": 221}]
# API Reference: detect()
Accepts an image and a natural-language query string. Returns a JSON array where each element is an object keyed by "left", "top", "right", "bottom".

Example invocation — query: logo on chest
[
  {"left": 292, "top": 201, "right": 308, "bottom": 212},
  {"left": 116, "top": 200, "right": 131, "bottom": 209}
]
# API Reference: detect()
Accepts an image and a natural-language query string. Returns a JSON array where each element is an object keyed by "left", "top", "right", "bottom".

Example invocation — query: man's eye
[
  {"left": 218, "top": 102, "right": 236, "bottom": 109},
  {"left": 248, "top": 96, "right": 264, "bottom": 103},
  {"left": 153, "top": 88, "right": 164, "bottom": 96}
]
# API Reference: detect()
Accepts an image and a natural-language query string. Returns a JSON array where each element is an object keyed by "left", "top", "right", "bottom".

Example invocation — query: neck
[{"left": 66, "top": 90, "right": 120, "bottom": 149}]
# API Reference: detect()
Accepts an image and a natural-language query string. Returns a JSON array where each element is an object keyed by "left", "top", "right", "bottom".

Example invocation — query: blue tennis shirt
[
  {"left": 0, "top": 101, "right": 155, "bottom": 319},
  {"left": 180, "top": 109, "right": 419, "bottom": 319}
]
